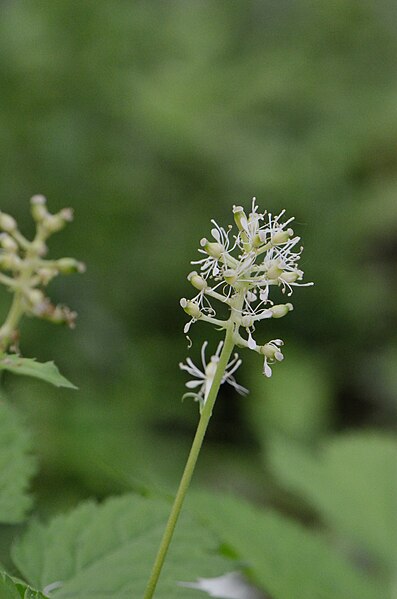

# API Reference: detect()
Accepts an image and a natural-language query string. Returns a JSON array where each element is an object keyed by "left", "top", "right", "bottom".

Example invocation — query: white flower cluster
[{"left": 180, "top": 199, "right": 312, "bottom": 388}]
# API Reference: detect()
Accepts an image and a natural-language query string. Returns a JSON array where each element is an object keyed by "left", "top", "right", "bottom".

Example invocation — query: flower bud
[
  {"left": 200, "top": 238, "right": 224, "bottom": 258},
  {"left": 0, "top": 253, "right": 21, "bottom": 271},
  {"left": 59, "top": 208, "right": 74, "bottom": 222},
  {"left": 270, "top": 303, "right": 293, "bottom": 318},
  {"left": 30, "top": 195, "right": 48, "bottom": 222},
  {"left": 43, "top": 214, "right": 66, "bottom": 234},
  {"left": 180, "top": 298, "right": 202, "bottom": 319},
  {"left": 271, "top": 228, "right": 294, "bottom": 245},
  {"left": 0, "top": 234, "right": 18, "bottom": 253},
  {"left": 187, "top": 271, "right": 207, "bottom": 290},
  {"left": 260, "top": 343, "right": 284, "bottom": 361},
  {"left": 42, "top": 208, "right": 73, "bottom": 234},
  {"left": 232, "top": 205, "right": 248, "bottom": 232},
  {"left": 0, "top": 212, "right": 17, "bottom": 233},
  {"left": 56, "top": 258, "right": 86, "bottom": 274}
]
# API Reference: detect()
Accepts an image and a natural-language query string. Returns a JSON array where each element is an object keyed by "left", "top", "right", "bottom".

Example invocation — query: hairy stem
[{"left": 142, "top": 324, "right": 236, "bottom": 599}]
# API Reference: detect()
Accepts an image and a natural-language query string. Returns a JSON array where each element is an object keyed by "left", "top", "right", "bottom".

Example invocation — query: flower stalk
[
  {"left": 143, "top": 199, "right": 312, "bottom": 598},
  {"left": 143, "top": 324, "right": 236, "bottom": 599}
]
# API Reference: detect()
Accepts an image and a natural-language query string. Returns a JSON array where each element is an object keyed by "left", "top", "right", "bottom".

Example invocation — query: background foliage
[{"left": 0, "top": 0, "right": 396, "bottom": 596}]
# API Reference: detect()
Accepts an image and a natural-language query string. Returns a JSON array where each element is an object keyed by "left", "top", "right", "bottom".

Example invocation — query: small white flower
[
  {"left": 259, "top": 339, "right": 284, "bottom": 377},
  {"left": 179, "top": 341, "right": 248, "bottom": 411},
  {"left": 191, "top": 220, "right": 234, "bottom": 279},
  {"left": 262, "top": 207, "right": 295, "bottom": 246},
  {"left": 233, "top": 197, "right": 265, "bottom": 248}
]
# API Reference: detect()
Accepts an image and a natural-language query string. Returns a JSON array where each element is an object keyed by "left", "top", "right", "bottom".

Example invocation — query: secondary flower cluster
[
  {"left": 179, "top": 340, "right": 248, "bottom": 410},
  {"left": 0, "top": 195, "right": 85, "bottom": 351},
  {"left": 180, "top": 199, "right": 311, "bottom": 405}
]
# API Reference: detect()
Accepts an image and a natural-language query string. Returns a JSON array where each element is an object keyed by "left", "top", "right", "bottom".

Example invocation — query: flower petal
[{"left": 186, "top": 380, "right": 204, "bottom": 389}]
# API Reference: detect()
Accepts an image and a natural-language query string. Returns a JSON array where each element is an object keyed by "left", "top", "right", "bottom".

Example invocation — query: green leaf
[
  {"left": 0, "top": 355, "right": 77, "bottom": 389},
  {"left": 12, "top": 494, "right": 232, "bottom": 599},
  {"left": 188, "top": 491, "right": 386, "bottom": 599},
  {"left": 0, "top": 572, "right": 45, "bottom": 599},
  {"left": 0, "top": 572, "right": 20, "bottom": 599},
  {"left": 0, "top": 400, "right": 35, "bottom": 523},
  {"left": 268, "top": 433, "right": 397, "bottom": 570}
]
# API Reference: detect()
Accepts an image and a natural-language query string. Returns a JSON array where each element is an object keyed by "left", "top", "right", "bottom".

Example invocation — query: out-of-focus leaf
[
  {"left": 0, "top": 355, "right": 76, "bottom": 389},
  {"left": 12, "top": 494, "right": 232, "bottom": 599},
  {"left": 268, "top": 433, "right": 397, "bottom": 569},
  {"left": 0, "top": 400, "right": 35, "bottom": 523},
  {"left": 248, "top": 347, "right": 332, "bottom": 443},
  {"left": 188, "top": 491, "right": 385, "bottom": 599}
]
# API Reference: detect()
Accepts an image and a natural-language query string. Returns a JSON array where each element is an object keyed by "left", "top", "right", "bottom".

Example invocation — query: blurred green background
[{"left": 0, "top": 0, "right": 396, "bottom": 521}]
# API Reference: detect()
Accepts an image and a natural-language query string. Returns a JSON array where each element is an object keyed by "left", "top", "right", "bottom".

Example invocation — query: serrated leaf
[
  {"left": 0, "top": 355, "right": 77, "bottom": 389},
  {"left": 0, "top": 572, "right": 45, "bottom": 599},
  {"left": 268, "top": 433, "right": 397, "bottom": 569},
  {"left": 0, "top": 400, "right": 35, "bottom": 523},
  {"left": 12, "top": 494, "right": 232, "bottom": 599},
  {"left": 188, "top": 491, "right": 386, "bottom": 599}
]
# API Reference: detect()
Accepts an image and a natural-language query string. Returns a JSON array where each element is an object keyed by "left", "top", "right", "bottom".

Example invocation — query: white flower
[
  {"left": 233, "top": 199, "right": 264, "bottom": 249},
  {"left": 191, "top": 220, "right": 235, "bottom": 279},
  {"left": 181, "top": 199, "right": 312, "bottom": 380},
  {"left": 259, "top": 339, "right": 284, "bottom": 377},
  {"left": 179, "top": 341, "right": 248, "bottom": 411}
]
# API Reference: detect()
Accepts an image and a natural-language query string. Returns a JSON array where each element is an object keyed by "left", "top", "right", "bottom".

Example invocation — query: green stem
[
  {"left": 142, "top": 324, "right": 236, "bottom": 599},
  {"left": 0, "top": 291, "right": 24, "bottom": 353}
]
